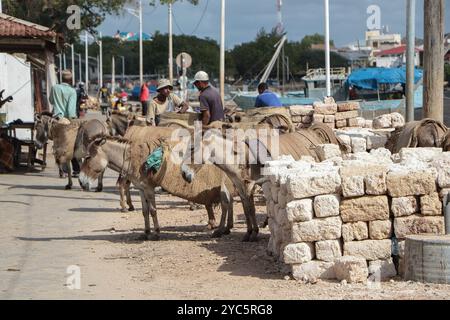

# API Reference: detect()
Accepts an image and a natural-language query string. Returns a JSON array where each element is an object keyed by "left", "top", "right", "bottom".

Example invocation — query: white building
[
  {"left": 366, "top": 29, "right": 402, "bottom": 51},
  {"left": 375, "top": 45, "right": 422, "bottom": 68}
]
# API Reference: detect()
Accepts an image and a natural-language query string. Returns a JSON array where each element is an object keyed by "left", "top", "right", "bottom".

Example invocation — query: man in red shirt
[{"left": 140, "top": 82, "right": 150, "bottom": 116}]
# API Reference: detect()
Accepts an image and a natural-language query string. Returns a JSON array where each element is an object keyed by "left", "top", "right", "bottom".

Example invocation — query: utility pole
[
  {"left": 99, "top": 32, "right": 103, "bottom": 88},
  {"left": 220, "top": 0, "right": 226, "bottom": 104},
  {"left": 85, "top": 31, "right": 89, "bottom": 92},
  {"left": 423, "top": 0, "right": 445, "bottom": 122},
  {"left": 118, "top": 56, "right": 125, "bottom": 85},
  {"left": 126, "top": 1, "right": 144, "bottom": 85},
  {"left": 139, "top": 0, "right": 143, "bottom": 85},
  {"left": 76, "top": 53, "right": 82, "bottom": 84},
  {"left": 324, "top": 0, "right": 331, "bottom": 98},
  {"left": 71, "top": 44, "right": 75, "bottom": 86},
  {"left": 112, "top": 56, "right": 116, "bottom": 95},
  {"left": 168, "top": 1, "right": 174, "bottom": 85},
  {"left": 406, "top": 0, "right": 416, "bottom": 122}
]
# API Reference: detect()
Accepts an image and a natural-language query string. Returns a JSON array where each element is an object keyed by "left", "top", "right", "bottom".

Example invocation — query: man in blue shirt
[{"left": 254, "top": 82, "right": 282, "bottom": 108}]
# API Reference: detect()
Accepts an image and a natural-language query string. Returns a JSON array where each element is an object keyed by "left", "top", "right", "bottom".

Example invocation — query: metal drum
[{"left": 404, "top": 235, "right": 450, "bottom": 284}]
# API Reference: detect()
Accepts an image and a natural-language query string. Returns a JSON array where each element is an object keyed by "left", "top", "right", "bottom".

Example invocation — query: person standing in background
[{"left": 140, "top": 82, "right": 150, "bottom": 116}]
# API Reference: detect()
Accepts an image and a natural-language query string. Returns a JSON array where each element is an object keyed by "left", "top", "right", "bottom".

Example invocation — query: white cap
[{"left": 194, "top": 71, "right": 209, "bottom": 82}]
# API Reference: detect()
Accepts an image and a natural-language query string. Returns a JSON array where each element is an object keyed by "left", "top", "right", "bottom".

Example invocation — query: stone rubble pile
[{"left": 263, "top": 147, "right": 447, "bottom": 283}]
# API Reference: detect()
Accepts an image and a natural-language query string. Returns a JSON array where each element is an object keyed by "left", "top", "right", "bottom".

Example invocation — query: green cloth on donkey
[{"left": 145, "top": 147, "right": 164, "bottom": 173}]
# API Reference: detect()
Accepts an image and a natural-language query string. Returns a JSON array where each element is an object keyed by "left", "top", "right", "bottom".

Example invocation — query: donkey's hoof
[
  {"left": 242, "top": 233, "right": 251, "bottom": 242},
  {"left": 95, "top": 187, "right": 103, "bottom": 193},
  {"left": 65, "top": 184, "right": 72, "bottom": 190},
  {"left": 249, "top": 232, "right": 259, "bottom": 242},
  {"left": 223, "top": 228, "right": 231, "bottom": 235},
  {"left": 128, "top": 206, "right": 135, "bottom": 212},
  {"left": 212, "top": 229, "right": 224, "bottom": 238}
]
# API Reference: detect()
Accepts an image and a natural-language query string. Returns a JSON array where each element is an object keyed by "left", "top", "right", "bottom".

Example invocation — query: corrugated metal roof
[
  {"left": 376, "top": 45, "right": 422, "bottom": 57},
  {"left": 0, "top": 13, "right": 57, "bottom": 39}
]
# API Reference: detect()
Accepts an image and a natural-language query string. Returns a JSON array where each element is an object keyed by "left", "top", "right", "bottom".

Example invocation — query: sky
[{"left": 99, "top": 0, "right": 450, "bottom": 49}]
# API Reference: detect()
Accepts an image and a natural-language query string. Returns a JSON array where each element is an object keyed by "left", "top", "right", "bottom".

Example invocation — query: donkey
[
  {"left": 34, "top": 113, "right": 109, "bottom": 190},
  {"left": 79, "top": 134, "right": 235, "bottom": 240}
]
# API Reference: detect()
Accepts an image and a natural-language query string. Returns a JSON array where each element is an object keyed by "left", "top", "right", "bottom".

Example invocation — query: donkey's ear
[
  {"left": 34, "top": 113, "right": 41, "bottom": 121},
  {"left": 95, "top": 137, "right": 107, "bottom": 146}
]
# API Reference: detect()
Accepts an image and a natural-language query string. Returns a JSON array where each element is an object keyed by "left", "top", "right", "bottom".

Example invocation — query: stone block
[
  {"left": 373, "top": 114, "right": 392, "bottom": 129},
  {"left": 364, "top": 120, "right": 373, "bottom": 128},
  {"left": 283, "top": 242, "right": 315, "bottom": 264},
  {"left": 286, "top": 199, "right": 314, "bottom": 222},
  {"left": 324, "top": 122, "right": 336, "bottom": 130},
  {"left": 291, "top": 116, "right": 302, "bottom": 123},
  {"left": 343, "top": 240, "right": 392, "bottom": 261},
  {"left": 316, "top": 144, "right": 342, "bottom": 162},
  {"left": 290, "top": 105, "right": 314, "bottom": 116},
  {"left": 394, "top": 215, "right": 445, "bottom": 239},
  {"left": 271, "top": 185, "right": 279, "bottom": 203},
  {"left": 340, "top": 196, "right": 389, "bottom": 222},
  {"left": 291, "top": 261, "right": 336, "bottom": 281},
  {"left": 334, "top": 256, "right": 368, "bottom": 283},
  {"left": 368, "top": 220, "right": 393, "bottom": 240},
  {"left": 313, "top": 113, "right": 325, "bottom": 123},
  {"left": 347, "top": 117, "right": 366, "bottom": 128},
  {"left": 313, "top": 102, "right": 338, "bottom": 115},
  {"left": 368, "top": 259, "right": 398, "bottom": 281},
  {"left": 335, "top": 110, "right": 359, "bottom": 121},
  {"left": 262, "top": 182, "right": 272, "bottom": 201},
  {"left": 420, "top": 192, "right": 442, "bottom": 216},
  {"left": 287, "top": 170, "right": 341, "bottom": 199},
  {"left": 399, "top": 148, "right": 443, "bottom": 164},
  {"left": 291, "top": 216, "right": 342, "bottom": 242},
  {"left": 365, "top": 171, "right": 387, "bottom": 195},
  {"left": 315, "top": 240, "right": 342, "bottom": 262},
  {"left": 335, "top": 119, "right": 347, "bottom": 128},
  {"left": 387, "top": 169, "right": 437, "bottom": 197},
  {"left": 342, "top": 221, "right": 369, "bottom": 242},
  {"left": 391, "top": 196, "right": 418, "bottom": 217},
  {"left": 390, "top": 112, "right": 405, "bottom": 128},
  {"left": 324, "top": 115, "right": 335, "bottom": 123},
  {"left": 341, "top": 175, "right": 365, "bottom": 198},
  {"left": 314, "top": 194, "right": 340, "bottom": 218},
  {"left": 337, "top": 102, "right": 360, "bottom": 112},
  {"left": 351, "top": 137, "right": 367, "bottom": 153}
]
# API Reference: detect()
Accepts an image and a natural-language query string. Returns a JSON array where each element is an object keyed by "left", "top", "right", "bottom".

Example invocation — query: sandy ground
[
  {"left": 1, "top": 153, "right": 450, "bottom": 300},
  {"left": 2, "top": 109, "right": 450, "bottom": 300}
]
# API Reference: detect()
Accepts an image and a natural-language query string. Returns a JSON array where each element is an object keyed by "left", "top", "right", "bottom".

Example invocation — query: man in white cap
[
  {"left": 146, "top": 79, "right": 189, "bottom": 126},
  {"left": 193, "top": 71, "right": 224, "bottom": 125}
]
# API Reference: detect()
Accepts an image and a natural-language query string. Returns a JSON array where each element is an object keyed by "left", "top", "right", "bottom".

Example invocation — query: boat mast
[
  {"left": 324, "top": 0, "right": 331, "bottom": 97},
  {"left": 276, "top": 0, "right": 286, "bottom": 95}
]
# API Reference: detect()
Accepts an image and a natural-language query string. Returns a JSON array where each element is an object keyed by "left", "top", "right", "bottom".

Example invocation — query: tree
[
  {"left": 300, "top": 33, "right": 335, "bottom": 50},
  {"left": 2, "top": 0, "right": 199, "bottom": 43},
  {"left": 2, "top": 0, "right": 129, "bottom": 43}
]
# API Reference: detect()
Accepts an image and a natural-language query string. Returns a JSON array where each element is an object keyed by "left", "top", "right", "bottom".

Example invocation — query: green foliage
[
  {"left": 2, "top": 0, "right": 199, "bottom": 43},
  {"left": 299, "top": 33, "right": 334, "bottom": 50}
]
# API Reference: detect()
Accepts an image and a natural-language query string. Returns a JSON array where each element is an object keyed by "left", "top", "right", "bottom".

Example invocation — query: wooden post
[{"left": 423, "top": 0, "right": 445, "bottom": 122}]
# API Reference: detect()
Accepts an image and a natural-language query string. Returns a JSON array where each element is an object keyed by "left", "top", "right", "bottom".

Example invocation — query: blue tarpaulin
[{"left": 346, "top": 67, "right": 423, "bottom": 91}]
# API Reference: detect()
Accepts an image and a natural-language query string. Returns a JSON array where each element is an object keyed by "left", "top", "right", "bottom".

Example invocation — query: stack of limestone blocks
[
  {"left": 335, "top": 112, "right": 405, "bottom": 153},
  {"left": 263, "top": 147, "right": 448, "bottom": 283},
  {"left": 289, "top": 98, "right": 366, "bottom": 130}
]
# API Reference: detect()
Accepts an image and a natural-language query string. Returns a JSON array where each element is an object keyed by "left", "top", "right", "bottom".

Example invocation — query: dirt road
[
  {"left": 1, "top": 110, "right": 450, "bottom": 299},
  {"left": 2, "top": 155, "right": 450, "bottom": 300}
]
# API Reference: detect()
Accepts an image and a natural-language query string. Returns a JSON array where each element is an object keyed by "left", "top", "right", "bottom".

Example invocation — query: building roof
[
  {"left": 375, "top": 45, "right": 422, "bottom": 57},
  {"left": 0, "top": 13, "right": 57, "bottom": 40}
]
